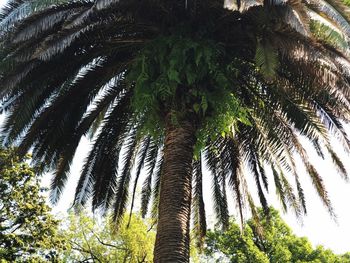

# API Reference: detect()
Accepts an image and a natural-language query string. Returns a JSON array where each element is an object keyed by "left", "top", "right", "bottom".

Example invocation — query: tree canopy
[
  {"left": 0, "top": 148, "right": 65, "bottom": 262},
  {"left": 1, "top": 0, "right": 350, "bottom": 261},
  {"left": 59, "top": 211, "right": 156, "bottom": 263},
  {"left": 205, "top": 208, "right": 350, "bottom": 263}
]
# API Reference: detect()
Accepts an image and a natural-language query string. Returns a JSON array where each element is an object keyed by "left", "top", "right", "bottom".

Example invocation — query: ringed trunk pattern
[{"left": 154, "top": 116, "right": 197, "bottom": 263}]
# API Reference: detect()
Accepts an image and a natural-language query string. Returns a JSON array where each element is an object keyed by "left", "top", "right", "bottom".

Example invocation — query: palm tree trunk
[{"left": 154, "top": 115, "right": 197, "bottom": 263}]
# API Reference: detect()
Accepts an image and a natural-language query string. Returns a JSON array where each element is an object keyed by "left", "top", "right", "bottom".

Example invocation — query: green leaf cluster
[
  {"left": 204, "top": 208, "right": 350, "bottom": 263},
  {"left": 254, "top": 39, "right": 279, "bottom": 80},
  {"left": 342, "top": 0, "right": 350, "bottom": 6},
  {"left": 60, "top": 211, "right": 155, "bottom": 262},
  {"left": 310, "top": 20, "right": 348, "bottom": 52},
  {"left": 0, "top": 148, "right": 65, "bottom": 262},
  {"left": 128, "top": 35, "right": 250, "bottom": 149}
]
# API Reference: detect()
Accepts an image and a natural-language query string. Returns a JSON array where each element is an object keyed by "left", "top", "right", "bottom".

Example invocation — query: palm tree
[{"left": 1, "top": 0, "right": 350, "bottom": 262}]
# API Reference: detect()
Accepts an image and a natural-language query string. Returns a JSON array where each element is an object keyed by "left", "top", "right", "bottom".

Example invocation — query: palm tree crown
[{"left": 1, "top": 0, "right": 350, "bottom": 259}]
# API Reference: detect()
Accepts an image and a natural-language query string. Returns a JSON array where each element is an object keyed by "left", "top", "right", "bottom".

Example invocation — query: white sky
[{"left": 1, "top": 0, "right": 350, "bottom": 255}]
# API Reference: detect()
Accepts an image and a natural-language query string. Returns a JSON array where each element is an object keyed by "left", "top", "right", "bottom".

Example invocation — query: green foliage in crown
[{"left": 128, "top": 35, "right": 251, "bottom": 153}]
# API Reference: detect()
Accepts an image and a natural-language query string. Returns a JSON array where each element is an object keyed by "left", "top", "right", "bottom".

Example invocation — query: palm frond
[
  {"left": 140, "top": 141, "right": 159, "bottom": 218},
  {"left": 127, "top": 136, "right": 151, "bottom": 226},
  {"left": 151, "top": 153, "right": 164, "bottom": 223},
  {"left": 73, "top": 92, "right": 131, "bottom": 209},
  {"left": 192, "top": 155, "right": 207, "bottom": 249},
  {"left": 112, "top": 128, "right": 138, "bottom": 225}
]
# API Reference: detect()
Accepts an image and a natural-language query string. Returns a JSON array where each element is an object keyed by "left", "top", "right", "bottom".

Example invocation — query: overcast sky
[{"left": 1, "top": 0, "right": 350, "bottom": 254}]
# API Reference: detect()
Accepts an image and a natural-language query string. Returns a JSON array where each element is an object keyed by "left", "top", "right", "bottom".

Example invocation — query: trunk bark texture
[{"left": 153, "top": 116, "right": 197, "bottom": 263}]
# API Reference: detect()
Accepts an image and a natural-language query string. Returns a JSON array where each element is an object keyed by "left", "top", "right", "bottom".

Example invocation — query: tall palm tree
[{"left": 1, "top": 0, "right": 350, "bottom": 262}]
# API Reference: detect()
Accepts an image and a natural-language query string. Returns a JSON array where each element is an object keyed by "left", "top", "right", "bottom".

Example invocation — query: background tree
[
  {"left": 0, "top": 148, "right": 65, "bottom": 262},
  {"left": 205, "top": 208, "right": 350, "bottom": 263},
  {"left": 59, "top": 211, "right": 156, "bottom": 262},
  {"left": 2, "top": 1, "right": 350, "bottom": 261}
]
